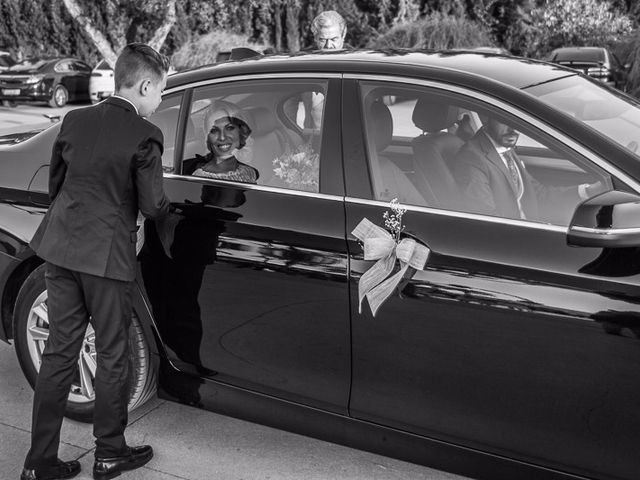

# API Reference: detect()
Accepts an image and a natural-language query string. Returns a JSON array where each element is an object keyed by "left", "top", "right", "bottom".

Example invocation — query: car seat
[
  {"left": 366, "top": 100, "right": 429, "bottom": 206},
  {"left": 244, "top": 106, "right": 304, "bottom": 185},
  {"left": 411, "top": 98, "right": 465, "bottom": 208}
]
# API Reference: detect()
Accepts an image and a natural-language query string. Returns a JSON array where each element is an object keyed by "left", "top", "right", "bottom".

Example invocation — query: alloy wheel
[{"left": 25, "top": 291, "right": 96, "bottom": 403}]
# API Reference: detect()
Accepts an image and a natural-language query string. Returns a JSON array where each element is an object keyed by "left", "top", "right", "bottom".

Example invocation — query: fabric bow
[{"left": 352, "top": 218, "right": 430, "bottom": 316}]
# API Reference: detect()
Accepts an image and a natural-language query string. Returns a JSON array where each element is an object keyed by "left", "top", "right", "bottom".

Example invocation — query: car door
[
  {"left": 54, "top": 60, "right": 76, "bottom": 92},
  {"left": 70, "top": 61, "right": 91, "bottom": 100},
  {"left": 140, "top": 75, "right": 352, "bottom": 414},
  {"left": 343, "top": 76, "right": 640, "bottom": 480}
]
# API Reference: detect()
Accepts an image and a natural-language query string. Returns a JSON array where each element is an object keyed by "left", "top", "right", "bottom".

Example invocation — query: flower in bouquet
[
  {"left": 383, "top": 198, "right": 406, "bottom": 243},
  {"left": 273, "top": 142, "right": 319, "bottom": 192}
]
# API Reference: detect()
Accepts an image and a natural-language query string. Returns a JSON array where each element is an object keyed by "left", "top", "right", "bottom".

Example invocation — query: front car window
[
  {"left": 181, "top": 79, "right": 327, "bottom": 192},
  {"left": 0, "top": 55, "right": 14, "bottom": 68},
  {"left": 358, "top": 80, "right": 620, "bottom": 226},
  {"left": 526, "top": 75, "right": 640, "bottom": 157}
]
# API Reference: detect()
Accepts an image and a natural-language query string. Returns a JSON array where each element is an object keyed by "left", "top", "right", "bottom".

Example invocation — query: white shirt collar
[{"left": 110, "top": 94, "right": 139, "bottom": 115}]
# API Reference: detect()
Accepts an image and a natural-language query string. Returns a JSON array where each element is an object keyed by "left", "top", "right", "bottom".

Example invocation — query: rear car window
[{"left": 553, "top": 49, "right": 605, "bottom": 63}]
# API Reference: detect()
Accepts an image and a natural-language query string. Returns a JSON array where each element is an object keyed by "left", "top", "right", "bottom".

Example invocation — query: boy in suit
[{"left": 21, "top": 43, "right": 172, "bottom": 480}]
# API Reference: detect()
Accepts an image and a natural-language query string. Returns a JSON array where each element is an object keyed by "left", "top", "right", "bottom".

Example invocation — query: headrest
[
  {"left": 368, "top": 100, "right": 392, "bottom": 152},
  {"left": 412, "top": 98, "right": 459, "bottom": 133},
  {"left": 246, "top": 106, "right": 280, "bottom": 136}
]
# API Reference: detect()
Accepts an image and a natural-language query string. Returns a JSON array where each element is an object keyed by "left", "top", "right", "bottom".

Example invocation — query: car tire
[
  {"left": 48, "top": 84, "right": 68, "bottom": 108},
  {"left": 13, "top": 264, "right": 156, "bottom": 423}
]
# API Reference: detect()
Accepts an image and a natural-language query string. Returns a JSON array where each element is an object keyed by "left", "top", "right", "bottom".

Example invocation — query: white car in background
[
  {"left": 89, "top": 59, "right": 114, "bottom": 103},
  {"left": 89, "top": 59, "right": 177, "bottom": 104}
]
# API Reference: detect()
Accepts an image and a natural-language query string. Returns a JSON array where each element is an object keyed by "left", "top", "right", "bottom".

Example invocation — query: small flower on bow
[{"left": 352, "top": 199, "right": 430, "bottom": 316}]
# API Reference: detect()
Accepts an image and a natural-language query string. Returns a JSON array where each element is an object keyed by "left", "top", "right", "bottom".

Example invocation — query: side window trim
[
  {"left": 345, "top": 195, "right": 568, "bottom": 233},
  {"left": 172, "top": 88, "right": 192, "bottom": 173}
]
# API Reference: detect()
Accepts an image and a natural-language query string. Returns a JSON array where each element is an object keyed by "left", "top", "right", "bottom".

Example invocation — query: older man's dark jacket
[{"left": 30, "top": 96, "right": 171, "bottom": 281}]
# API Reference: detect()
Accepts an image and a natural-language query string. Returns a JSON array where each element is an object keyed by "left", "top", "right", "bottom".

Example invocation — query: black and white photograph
[{"left": 1, "top": 1, "right": 640, "bottom": 479}]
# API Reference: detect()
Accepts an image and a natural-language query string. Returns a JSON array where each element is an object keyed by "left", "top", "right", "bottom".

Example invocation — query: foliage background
[{"left": 1, "top": 0, "right": 640, "bottom": 90}]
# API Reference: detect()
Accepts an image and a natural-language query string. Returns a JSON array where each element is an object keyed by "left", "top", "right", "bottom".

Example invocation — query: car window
[
  {"left": 95, "top": 60, "right": 111, "bottom": 70},
  {"left": 72, "top": 61, "right": 91, "bottom": 73},
  {"left": 552, "top": 48, "right": 605, "bottom": 63},
  {"left": 358, "top": 80, "right": 618, "bottom": 226},
  {"left": 527, "top": 75, "right": 640, "bottom": 155},
  {"left": 54, "top": 60, "right": 72, "bottom": 73},
  {"left": 181, "top": 79, "right": 327, "bottom": 192},
  {"left": 0, "top": 55, "right": 14, "bottom": 68},
  {"left": 147, "top": 93, "right": 184, "bottom": 172}
]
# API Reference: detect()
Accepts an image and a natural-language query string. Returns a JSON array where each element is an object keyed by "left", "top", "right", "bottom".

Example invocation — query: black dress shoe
[
  {"left": 20, "top": 459, "right": 81, "bottom": 480},
  {"left": 93, "top": 445, "right": 153, "bottom": 480}
]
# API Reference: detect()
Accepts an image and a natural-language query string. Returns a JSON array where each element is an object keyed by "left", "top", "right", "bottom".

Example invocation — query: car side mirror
[{"left": 568, "top": 190, "right": 640, "bottom": 247}]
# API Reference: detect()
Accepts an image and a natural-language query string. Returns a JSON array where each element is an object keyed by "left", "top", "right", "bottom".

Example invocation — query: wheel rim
[
  {"left": 26, "top": 291, "right": 96, "bottom": 403},
  {"left": 54, "top": 86, "right": 67, "bottom": 106}
]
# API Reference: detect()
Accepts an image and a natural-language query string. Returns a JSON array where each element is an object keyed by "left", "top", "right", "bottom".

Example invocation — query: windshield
[
  {"left": 526, "top": 75, "right": 640, "bottom": 156},
  {"left": 9, "top": 59, "right": 50, "bottom": 72}
]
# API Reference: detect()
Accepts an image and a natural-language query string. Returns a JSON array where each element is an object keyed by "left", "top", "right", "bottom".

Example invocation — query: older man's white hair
[{"left": 311, "top": 10, "right": 346, "bottom": 35}]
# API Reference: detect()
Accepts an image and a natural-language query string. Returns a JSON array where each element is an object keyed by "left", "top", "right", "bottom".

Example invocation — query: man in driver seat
[{"left": 454, "top": 116, "right": 603, "bottom": 221}]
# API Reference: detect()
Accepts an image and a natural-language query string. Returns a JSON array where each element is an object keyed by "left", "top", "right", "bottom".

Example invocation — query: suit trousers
[{"left": 25, "top": 262, "right": 132, "bottom": 470}]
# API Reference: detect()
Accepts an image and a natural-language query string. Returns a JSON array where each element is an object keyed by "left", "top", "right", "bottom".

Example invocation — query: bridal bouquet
[{"left": 273, "top": 142, "right": 319, "bottom": 192}]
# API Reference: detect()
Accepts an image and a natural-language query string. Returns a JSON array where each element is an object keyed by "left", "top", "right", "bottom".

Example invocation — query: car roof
[{"left": 167, "top": 49, "right": 577, "bottom": 93}]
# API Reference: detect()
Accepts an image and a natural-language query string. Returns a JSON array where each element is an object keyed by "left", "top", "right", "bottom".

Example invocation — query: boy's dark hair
[{"left": 114, "top": 43, "right": 170, "bottom": 91}]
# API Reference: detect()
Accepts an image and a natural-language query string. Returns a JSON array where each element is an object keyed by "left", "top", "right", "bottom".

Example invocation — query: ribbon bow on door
[{"left": 352, "top": 218, "right": 430, "bottom": 316}]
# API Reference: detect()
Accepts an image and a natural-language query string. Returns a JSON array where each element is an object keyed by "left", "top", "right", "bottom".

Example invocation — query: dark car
[
  {"left": 3, "top": 50, "right": 640, "bottom": 480},
  {"left": 0, "top": 57, "right": 91, "bottom": 107},
  {"left": 548, "top": 46, "right": 629, "bottom": 91}
]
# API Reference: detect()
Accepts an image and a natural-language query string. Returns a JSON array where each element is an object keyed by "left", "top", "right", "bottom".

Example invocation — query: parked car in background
[
  {"left": 89, "top": 59, "right": 178, "bottom": 104},
  {"left": 89, "top": 59, "right": 114, "bottom": 103},
  {"left": 4, "top": 50, "right": 640, "bottom": 480},
  {"left": 0, "top": 57, "right": 91, "bottom": 107},
  {"left": 547, "top": 46, "right": 628, "bottom": 91},
  {"left": 0, "top": 50, "right": 16, "bottom": 71}
]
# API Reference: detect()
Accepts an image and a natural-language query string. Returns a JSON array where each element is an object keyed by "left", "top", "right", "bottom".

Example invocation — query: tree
[
  {"left": 530, "top": 0, "right": 632, "bottom": 56},
  {"left": 369, "top": 11, "right": 493, "bottom": 49},
  {"left": 61, "top": 0, "right": 177, "bottom": 67}
]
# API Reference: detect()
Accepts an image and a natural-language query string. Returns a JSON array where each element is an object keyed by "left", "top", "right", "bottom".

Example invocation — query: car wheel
[
  {"left": 48, "top": 84, "right": 68, "bottom": 108},
  {"left": 13, "top": 264, "right": 156, "bottom": 423}
]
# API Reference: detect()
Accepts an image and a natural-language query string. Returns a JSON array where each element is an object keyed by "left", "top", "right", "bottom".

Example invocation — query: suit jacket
[
  {"left": 30, "top": 96, "right": 171, "bottom": 281},
  {"left": 453, "top": 129, "right": 579, "bottom": 221}
]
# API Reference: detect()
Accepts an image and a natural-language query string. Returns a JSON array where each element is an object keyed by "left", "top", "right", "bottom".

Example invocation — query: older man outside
[
  {"left": 295, "top": 11, "right": 348, "bottom": 128},
  {"left": 310, "top": 10, "right": 347, "bottom": 50}
]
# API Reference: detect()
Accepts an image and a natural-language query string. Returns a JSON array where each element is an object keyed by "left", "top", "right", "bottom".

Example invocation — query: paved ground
[{"left": 0, "top": 340, "right": 472, "bottom": 480}]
